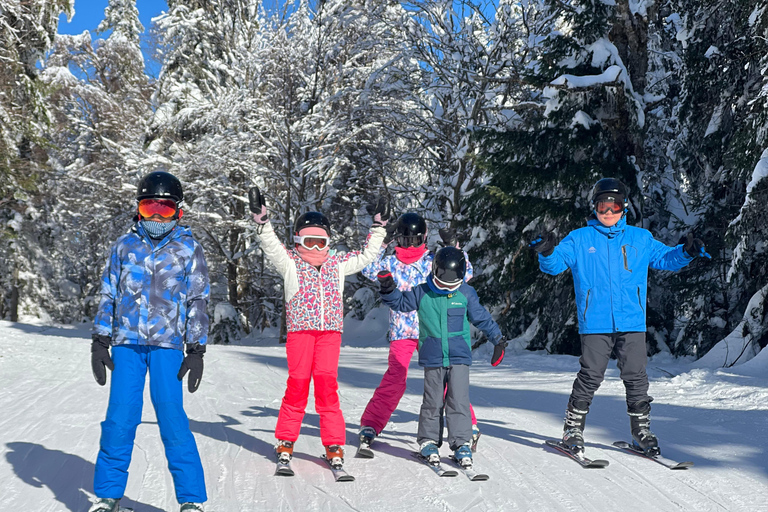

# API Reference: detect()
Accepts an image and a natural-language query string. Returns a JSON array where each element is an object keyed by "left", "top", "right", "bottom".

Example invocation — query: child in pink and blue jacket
[
  {"left": 358, "top": 212, "right": 480, "bottom": 449},
  {"left": 250, "top": 186, "right": 389, "bottom": 466}
]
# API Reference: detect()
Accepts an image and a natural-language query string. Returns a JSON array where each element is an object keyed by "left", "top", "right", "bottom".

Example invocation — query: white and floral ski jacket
[{"left": 257, "top": 222, "right": 386, "bottom": 332}]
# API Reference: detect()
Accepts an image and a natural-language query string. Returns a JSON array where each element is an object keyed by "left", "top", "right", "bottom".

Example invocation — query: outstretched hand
[
  {"left": 249, "top": 186, "right": 268, "bottom": 224},
  {"left": 680, "top": 233, "right": 711, "bottom": 259},
  {"left": 529, "top": 232, "right": 556, "bottom": 257}
]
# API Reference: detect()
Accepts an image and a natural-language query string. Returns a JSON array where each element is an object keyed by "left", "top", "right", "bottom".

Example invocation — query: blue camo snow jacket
[
  {"left": 380, "top": 277, "right": 502, "bottom": 367},
  {"left": 362, "top": 247, "right": 473, "bottom": 341},
  {"left": 538, "top": 217, "right": 693, "bottom": 334},
  {"left": 93, "top": 223, "right": 210, "bottom": 350}
]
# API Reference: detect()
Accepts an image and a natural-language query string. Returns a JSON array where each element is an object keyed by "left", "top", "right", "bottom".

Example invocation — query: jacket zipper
[
  {"left": 317, "top": 269, "right": 325, "bottom": 330},
  {"left": 637, "top": 286, "right": 644, "bottom": 313},
  {"left": 622, "top": 245, "right": 632, "bottom": 273},
  {"left": 584, "top": 289, "right": 591, "bottom": 319}
]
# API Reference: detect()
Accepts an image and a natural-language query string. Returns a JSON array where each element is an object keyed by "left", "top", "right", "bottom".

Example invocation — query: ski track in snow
[{"left": 1, "top": 321, "right": 768, "bottom": 511}]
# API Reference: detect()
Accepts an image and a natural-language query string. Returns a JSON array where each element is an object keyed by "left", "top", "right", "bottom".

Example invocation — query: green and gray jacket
[{"left": 380, "top": 276, "right": 503, "bottom": 367}]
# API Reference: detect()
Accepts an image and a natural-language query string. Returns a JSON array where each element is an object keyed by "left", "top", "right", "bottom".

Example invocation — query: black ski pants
[{"left": 568, "top": 332, "right": 651, "bottom": 408}]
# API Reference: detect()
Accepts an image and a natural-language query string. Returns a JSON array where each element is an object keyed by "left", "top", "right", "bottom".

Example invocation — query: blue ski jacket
[
  {"left": 380, "top": 277, "right": 503, "bottom": 367},
  {"left": 538, "top": 217, "right": 693, "bottom": 334},
  {"left": 93, "top": 223, "right": 210, "bottom": 350}
]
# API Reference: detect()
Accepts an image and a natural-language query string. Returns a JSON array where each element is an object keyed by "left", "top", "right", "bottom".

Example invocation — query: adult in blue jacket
[
  {"left": 89, "top": 171, "right": 209, "bottom": 512},
  {"left": 531, "top": 178, "right": 709, "bottom": 457}
]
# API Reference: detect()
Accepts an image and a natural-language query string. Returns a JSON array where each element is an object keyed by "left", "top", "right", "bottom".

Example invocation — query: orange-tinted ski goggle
[{"left": 138, "top": 198, "right": 179, "bottom": 219}]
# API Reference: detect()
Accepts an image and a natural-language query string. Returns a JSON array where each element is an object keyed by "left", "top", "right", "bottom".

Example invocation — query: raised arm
[{"left": 536, "top": 232, "right": 576, "bottom": 276}]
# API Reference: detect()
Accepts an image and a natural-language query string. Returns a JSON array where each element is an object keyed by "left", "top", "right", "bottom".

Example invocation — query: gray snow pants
[
  {"left": 417, "top": 365, "right": 472, "bottom": 450},
  {"left": 569, "top": 332, "right": 652, "bottom": 408}
]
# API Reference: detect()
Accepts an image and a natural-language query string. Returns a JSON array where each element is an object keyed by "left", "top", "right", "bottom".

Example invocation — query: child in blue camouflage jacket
[{"left": 89, "top": 171, "right": 209, "bottom": 512}]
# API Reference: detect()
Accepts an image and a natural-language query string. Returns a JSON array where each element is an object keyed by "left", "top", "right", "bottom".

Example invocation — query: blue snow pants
[{"left": 94, "top": 345, "right": 207, "bottom": 503}]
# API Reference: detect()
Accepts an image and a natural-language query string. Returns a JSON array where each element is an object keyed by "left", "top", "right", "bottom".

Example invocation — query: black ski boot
[
  {"left": 562, "top": 400, "right": 589, "bottom": 454},
  {"left": 628, "top": 400, "right": 660, "bottom": 456}
]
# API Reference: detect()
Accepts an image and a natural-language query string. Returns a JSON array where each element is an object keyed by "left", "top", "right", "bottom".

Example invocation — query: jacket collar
[
  {"left": 587, "top": 216, "right": 626, "bottom": 239},
  {"left": 133, "top": 222, "right": 189, "bottom": 247}
]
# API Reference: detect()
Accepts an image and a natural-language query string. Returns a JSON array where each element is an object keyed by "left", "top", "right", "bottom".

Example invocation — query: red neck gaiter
[{"left": 395, "top": 244, "right": 428, "bottom": 264}]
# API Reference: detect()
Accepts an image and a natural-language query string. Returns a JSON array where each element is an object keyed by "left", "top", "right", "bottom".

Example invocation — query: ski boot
[
  {"left": 562, "top": 400, "right": 589, "bottom": 456},
  {"left": 419, "top": 440, "right": 440, "bottom": 465},
  {"left": 453, "top": 443, "right": 473, "bottom": 468},
  {"left": 180, "top": 504, "right": 205, "bottom": 512},
  {"left": 470, "top": 424, "right": 481, "bottom": 452},
  {"left": 324, "top": 444, "right": 345, "bottom": 470},
  {"left": 276, "top": 439, "right": 294, "bottom": 464},
  {"left": 88, "top": 498, "right": 121, "bottom": 512},
  {"left": 628, "top": 400, "right": 660, "bottom": 456},
  {"left": 359, "top": 426, "right": 376, "bottom": 449}
]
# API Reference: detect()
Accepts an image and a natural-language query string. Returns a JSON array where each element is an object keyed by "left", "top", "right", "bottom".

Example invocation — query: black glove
[
  {"left": 491, "top": 340, "right": 507, "bottom": 367},
  {"left": 383, "top": 221, "right": 398, "bottom": 245},
  {"left": 249, "top": 186, "right": 268, "bottom": 224},
  {"left": 91, "top": 334, "right": 114, "bottom": 386},
  {"left": 177, "top": 343, "right": 206, "bottom": 393},
  {"left": 680, "top": 232, "right": 711, "bottom": 259},
  {"left": 530, "top": 232, "right": 555, "bottom": 257},
  {"left": 438, "top": 227, "right": 458, "bottom": 248},
  {"left": 377, "top": 270, "right": 396, "bottom": 295},
  {"left": 370, "top": 196, "right": 391, "bottom": 227}
]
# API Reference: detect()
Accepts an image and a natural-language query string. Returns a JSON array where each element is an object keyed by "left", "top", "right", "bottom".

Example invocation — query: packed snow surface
[{"left": 1, "top": 320, "right": 767, "bottom": 511}]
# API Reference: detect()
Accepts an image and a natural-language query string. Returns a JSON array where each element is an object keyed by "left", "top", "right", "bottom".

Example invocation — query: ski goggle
[
  {"left": 138, "top": 198, "right": 178, "bottom": 219},
  {"left": 294, "top": 234, "right": 330, "bottom": 250},
  {"left": 433, "top": 275, "right": 462, "bottom": 292},
  {"left": 595, "top": 199, "right": 624, "bottom": 215},
  {"left": 396, "top": 234, "right": 425, "bottom": 248}
]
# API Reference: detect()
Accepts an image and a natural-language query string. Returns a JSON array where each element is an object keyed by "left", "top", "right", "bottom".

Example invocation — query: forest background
[{"left": 2, "top": 0, "right": 767, "bottom": 365}]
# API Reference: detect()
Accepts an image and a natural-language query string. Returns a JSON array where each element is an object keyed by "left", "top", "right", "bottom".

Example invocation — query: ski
[
  {"left": 545, "top": 440, "right": 609, "bottom": 468},
  {"left": 274, "top": 459, "right": 294, "bottom": 477},
  {"left": 321, "top": 455, "right": 356, "bottom": 482},
  {"left": 449, "top": 457, "right": 489, "bottom": 481},
  {"left": 411, "top": 452, "right": 458, "bottom": 477},
  {"left": 355, "top": 442, "right": 374, "bottom": 459},
  {"left": 612, "top": 441, "right": 693, "bottom": 470}
]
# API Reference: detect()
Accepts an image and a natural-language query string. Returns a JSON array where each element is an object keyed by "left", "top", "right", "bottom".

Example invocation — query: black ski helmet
[
  {"left": 432, "top": 246, "right": 466, "bottom": 285},
  {"left": 394, "top": 212, "right": 427, "bottom": 247},
  {"left": 136, "top": 171, "right": 184, "bottom": 206},
  {"left": 589, "top": 177, "right": 628, "bottom": 211},
  {"left": 294, "top": 211, "right": 331, "bottom": 237}
]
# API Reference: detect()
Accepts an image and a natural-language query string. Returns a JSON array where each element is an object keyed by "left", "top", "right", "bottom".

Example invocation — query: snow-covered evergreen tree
[
  {"left": 0, "top": 0, "right": 72, "bottom": 320},
  {"left": 38, "top": 0, "right": 152, "bottom": 322},
  {"left": 468, "top": 0, "right": 658, "bottom": 353}
]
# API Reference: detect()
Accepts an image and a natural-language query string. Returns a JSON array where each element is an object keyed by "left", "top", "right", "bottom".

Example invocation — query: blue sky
[
  {"left": 56, "top": 0, "right": 285, "bottom": 76},
  {"left": 58, "top": 0, "right": 169, "bottom": 77}
]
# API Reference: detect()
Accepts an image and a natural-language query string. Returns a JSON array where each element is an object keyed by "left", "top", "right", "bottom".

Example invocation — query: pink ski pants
[
  {"left": 275, "top": 330, "right": 346, "bottom": 446},
  {"left": 360, "top": 338, "right": 477, "bottom": 434}
]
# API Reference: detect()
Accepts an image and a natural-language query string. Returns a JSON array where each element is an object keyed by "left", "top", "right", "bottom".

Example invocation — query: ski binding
[
  {"left": 545, "top": 440, "right": 609, "bottom": 468},
  {"left": 450, "top": 456, "right": 489, "bottom": 481},
  {"left": 411, "top": 452, "right": 458, "bottom": 477},
  {"left": 612, "top": 441, "right": 693, "bottom": 469},
  {"left": 321, "top": 455, "right": 355, "bottom": 481}
]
